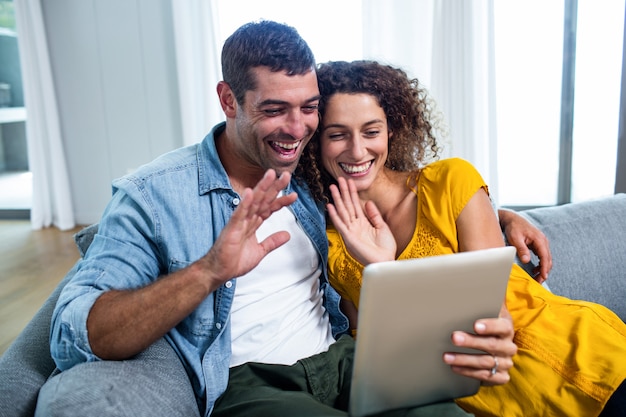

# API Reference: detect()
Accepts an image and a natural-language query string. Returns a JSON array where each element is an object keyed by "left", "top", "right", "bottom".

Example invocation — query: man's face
[{"left": 231, "top": 66, "right": 321, "bottom": 175}]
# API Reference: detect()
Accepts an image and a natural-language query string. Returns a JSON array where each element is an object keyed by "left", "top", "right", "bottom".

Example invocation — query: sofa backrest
[{"left": 517, "top": 193, "right": 626, "bottom": 321}]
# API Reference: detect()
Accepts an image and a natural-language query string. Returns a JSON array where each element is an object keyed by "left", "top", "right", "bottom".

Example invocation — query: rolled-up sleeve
[
  {"left": 49, "top": 182, "right": 161, "bottom": 371},
  {"left": 50, "top": 278, "right": 104, "bottom": 370}
]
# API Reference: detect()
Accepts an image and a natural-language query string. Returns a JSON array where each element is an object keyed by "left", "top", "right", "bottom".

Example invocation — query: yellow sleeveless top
[{"left": 327, "top": 158, "right": 626, "bottom": 417}]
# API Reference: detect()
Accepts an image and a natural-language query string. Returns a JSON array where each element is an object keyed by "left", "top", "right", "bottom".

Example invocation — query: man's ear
[{"left": 217, "top": 81, "right": 237, "bottom": 118}]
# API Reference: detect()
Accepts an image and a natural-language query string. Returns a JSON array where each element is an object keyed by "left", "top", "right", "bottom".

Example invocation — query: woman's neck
[
  {"left": 358, "top": 169, "right": 413, "bottom": 219},
  {"left": 359, "top": 169, "right": 418, "bottom": 258}
]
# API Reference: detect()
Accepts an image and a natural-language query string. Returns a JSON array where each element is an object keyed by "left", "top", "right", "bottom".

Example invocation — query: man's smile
[{"left": 270, "top": 140, "right": 302, "bottom": 157}]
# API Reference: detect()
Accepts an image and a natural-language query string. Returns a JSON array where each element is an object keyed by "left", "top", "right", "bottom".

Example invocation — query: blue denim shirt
[{"left": 50, "top": 122, "right": 348, "bottom": 416}]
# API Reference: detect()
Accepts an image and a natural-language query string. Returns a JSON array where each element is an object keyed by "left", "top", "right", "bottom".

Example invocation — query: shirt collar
[{"left": 196, "top": 122, "right": 295, "bottom": 196}]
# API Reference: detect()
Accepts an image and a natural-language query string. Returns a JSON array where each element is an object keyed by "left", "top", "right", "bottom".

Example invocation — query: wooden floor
[{"left": 0, "top": 220, "right": 84, "bottom": 355}]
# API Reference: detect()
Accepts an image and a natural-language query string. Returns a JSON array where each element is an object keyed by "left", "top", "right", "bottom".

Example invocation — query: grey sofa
[{"left": 1, "top": 194, "right": 625, "bottom": 417}]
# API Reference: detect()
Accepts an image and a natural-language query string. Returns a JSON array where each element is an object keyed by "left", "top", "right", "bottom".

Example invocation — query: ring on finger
[{"left": 490, "top": 355, "right": 499, "bottom": 376}]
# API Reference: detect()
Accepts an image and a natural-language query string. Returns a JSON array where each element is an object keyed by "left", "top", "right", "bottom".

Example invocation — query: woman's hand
[
  {"left": 443, "top": 303, "right": 517, "bottom": 385},
  {"left": 327, "top": 177, "right": 396, "bottom": 265}
]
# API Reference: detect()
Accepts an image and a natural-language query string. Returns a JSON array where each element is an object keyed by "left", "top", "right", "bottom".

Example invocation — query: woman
[{"left": 297, "top": 60, "right": 626, "bottom": 417}]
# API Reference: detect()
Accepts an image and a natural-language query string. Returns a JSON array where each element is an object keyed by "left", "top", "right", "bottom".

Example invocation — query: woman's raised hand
[{"left": 327, "top": 177, "right": 396, "bottom": 265}]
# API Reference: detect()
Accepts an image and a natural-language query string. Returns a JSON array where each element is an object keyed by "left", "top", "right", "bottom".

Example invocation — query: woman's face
[{"left": 320, "top": 93, "right": 389, "bottom": 192}]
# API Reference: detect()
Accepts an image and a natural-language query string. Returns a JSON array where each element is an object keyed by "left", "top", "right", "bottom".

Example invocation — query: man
[{"left": 38, "top": 21, "right": 546, "bottom": 417}]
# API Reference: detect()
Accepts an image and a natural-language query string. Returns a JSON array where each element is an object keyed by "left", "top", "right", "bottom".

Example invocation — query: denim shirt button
[
  {"left": 232, "top": 197, "right": 240, "bottom": 206},
  {"left": 215, "top": 322, "right": 222, "bottom": 330},
  {"left": 225, "top": 280, "right": 233, "bottom": 288}
]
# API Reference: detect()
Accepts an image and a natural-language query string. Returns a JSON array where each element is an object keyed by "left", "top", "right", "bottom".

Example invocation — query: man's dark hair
[{"left": 221, "top": 20, "right": 316, "bottom": 105}]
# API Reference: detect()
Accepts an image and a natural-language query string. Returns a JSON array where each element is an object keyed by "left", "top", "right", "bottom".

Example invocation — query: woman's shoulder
[
  {"left": 420, "top": 157, "right": 480, "bottom": 180},
  {"left": 417, "top": 157, "right": 487, "bottom": 202}
]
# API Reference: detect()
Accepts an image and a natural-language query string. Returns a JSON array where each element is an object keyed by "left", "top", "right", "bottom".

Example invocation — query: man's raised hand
[{"left": 200, "top": 170, "right": 297, "bottom": 286}]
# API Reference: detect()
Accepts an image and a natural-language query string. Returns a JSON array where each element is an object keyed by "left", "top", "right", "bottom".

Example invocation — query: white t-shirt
[{"left": 229, "top": 205, "right": 335, "bottom": 367}]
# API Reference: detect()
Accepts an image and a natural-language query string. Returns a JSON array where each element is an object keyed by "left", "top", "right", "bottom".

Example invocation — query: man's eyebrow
[{"left": 258, "top": 95, "right": 322, "bottom": 107}]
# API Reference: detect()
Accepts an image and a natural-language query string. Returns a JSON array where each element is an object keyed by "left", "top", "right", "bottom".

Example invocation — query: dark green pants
[{"left": 212, "top": 335, "right": 472, "bottom": 417}]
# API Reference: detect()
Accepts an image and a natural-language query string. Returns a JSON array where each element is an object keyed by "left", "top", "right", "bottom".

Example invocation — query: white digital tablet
[{"left": 349, "top": 246, "right": 516, "bottom": 417}]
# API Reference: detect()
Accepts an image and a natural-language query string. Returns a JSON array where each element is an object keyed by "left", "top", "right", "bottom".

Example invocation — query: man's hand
[
  {"left": 443, "top": 303, "right": 517, "bottom": 385},
  {"left": 200, "top": 169, "right": 297, "bottom": 286},
  {"left": 498, "top": 209, "right": 552, "bottom": 283}
]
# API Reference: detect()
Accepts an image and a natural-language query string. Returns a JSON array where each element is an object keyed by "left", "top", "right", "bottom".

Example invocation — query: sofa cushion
[{"left": 74, "top": 223, "right": 99, "bottom": 258}]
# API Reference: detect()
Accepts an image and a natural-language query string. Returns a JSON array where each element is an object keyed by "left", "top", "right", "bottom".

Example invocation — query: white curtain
[
  {"left": 430, "top": 0, "right": 499, "bottom": 202},
  {"left": 171, "top": 0, "right": 224, "bottom": 146},
  {"left": 362, "top": 0, "right": 435, "bottom": 85},
  {"left": 362, "top": 0, "right": 499, "bottom": 202},
  {"left": 14, "top": 0, "right": 75, "bottom": 230}
]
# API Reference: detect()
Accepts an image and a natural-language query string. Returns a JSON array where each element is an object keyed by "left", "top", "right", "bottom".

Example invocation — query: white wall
[{"left": 42, "top": 0, "right": 183, "bottom": 225}]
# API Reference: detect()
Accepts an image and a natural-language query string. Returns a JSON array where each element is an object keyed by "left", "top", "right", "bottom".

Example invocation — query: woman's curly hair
[{"left": 295, "top": 60, "right": 444, "bottom": 203}]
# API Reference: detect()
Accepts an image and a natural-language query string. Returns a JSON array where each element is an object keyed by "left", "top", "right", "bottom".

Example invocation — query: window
[
  {"left": 0, "top": 0, "right": 31, "bottom": 216},
  {"left": 571, "top": 0, "right": 624, "bottom": 202},
  {"left": 494, "top": 0, "right": 625, "bottom": 207}
]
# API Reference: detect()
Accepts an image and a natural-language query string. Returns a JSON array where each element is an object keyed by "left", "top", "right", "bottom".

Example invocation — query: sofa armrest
[
  {"left": 0, "top": 263, "right": 78, "bottom": 417},
  {"left": 0, "top": 224, "right": 97, "bottom": 417}
]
